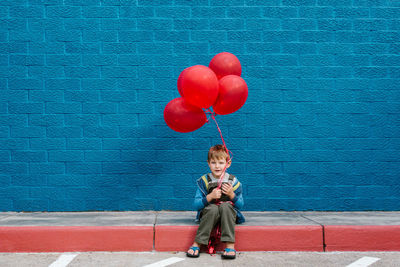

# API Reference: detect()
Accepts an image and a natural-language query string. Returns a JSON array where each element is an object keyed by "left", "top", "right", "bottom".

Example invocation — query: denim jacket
[{"left": 193, "top": 173, "right": 245, "bottom": 224}]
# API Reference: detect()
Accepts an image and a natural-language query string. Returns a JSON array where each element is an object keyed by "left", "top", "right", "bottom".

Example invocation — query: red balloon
[
  {"left": 209, "top": 52, "right": 241, "bottom": 80},
  {"left": 181, "top": 65, "right": 219, "bottom": 109},
  {"left": 164, "top": 97, "right": 207, "bottom": 133},
  {"left": 213, "top": 75, "right": 248, "bottom": 115},
  {"left": 177, "top": 68, "right": 187, "bottom": 97}
]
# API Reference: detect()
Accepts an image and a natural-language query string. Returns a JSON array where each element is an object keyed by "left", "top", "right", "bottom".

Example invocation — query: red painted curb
[
  {"left": 3, "top": 224, "right": 399, "bottom": 252},
  {"left": 236, "top": 225, "right": 323, "bottom": 251},
  {"left": 0, "top": 226, "right": 153, "bottom": 252},
  {"left": 155, "top": 225, "right": 198, "bottom": 251},
  {"left": 325, "top": 225, "right": 400, "bottom": 251},
  {"left": 155, "top": 225, "right": 323, "bottom": 252}
]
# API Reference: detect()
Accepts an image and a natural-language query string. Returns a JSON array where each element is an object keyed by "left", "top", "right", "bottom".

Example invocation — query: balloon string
[{"left": 204, "top": 108, "right": 233, "bottom": 189}]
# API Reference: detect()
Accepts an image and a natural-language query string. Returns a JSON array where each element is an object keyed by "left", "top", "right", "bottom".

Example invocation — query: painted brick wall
[{"left": 0, "top": 0, "right": 399, "bottom": 212}]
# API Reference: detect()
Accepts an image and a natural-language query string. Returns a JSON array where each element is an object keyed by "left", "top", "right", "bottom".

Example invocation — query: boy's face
[{"left": 208, "top": 156, "right": 230, "bottom": 178}]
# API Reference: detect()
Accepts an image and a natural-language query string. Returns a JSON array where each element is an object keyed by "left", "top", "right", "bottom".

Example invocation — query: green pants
[{"left": 194, "top": 202, "right": 237, "bottom": 245}]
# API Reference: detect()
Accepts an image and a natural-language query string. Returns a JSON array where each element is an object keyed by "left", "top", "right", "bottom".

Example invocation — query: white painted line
[
  {"left": 142, "top": 256, "right": 185, "bottom": 267},
  {"left": 48, "top": 253, "right": 79, "bottom": 267},
  {"left": 346, "top": 256, "right": 380, "bottom": 267}
]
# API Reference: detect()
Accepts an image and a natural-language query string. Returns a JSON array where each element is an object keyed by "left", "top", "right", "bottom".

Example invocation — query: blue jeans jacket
[{"left": 193, "top": 173, "right": 245, "bottom": 224}]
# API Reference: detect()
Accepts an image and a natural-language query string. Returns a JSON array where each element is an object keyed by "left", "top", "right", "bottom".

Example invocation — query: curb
[
  {"left": 1, "top": 224, "right": 400, "bottom": 252},
  {"left": 325, "top": 225, "right": 400, "bottom": 251},
  {"left": 155, "top": 225, "right": 323, "bottom": 252},
  {"left": 0, "top": 226, "right": 153, "bottom": 253}
]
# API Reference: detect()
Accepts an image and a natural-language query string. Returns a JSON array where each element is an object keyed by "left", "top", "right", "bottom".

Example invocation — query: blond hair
[{"left": 208, "top": 144, "right": 230, "bottom": 162}]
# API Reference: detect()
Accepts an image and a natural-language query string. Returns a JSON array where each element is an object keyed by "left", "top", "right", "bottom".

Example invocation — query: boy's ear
[{"left": 226, "top": 160, "right": 231, "bottom": 168}]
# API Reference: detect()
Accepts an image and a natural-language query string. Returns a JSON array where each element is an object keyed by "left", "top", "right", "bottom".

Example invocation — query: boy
[{"left": 187, "top": 144, "right": 245, "bottom": 259}]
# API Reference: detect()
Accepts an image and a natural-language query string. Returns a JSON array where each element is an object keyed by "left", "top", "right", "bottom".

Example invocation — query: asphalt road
[{"left": 0, "top": 251, "right": 400, "bottom": 267}]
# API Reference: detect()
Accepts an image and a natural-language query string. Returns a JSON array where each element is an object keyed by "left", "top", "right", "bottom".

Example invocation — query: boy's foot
[
  {"left": 221, "top": 248, "right": 236, "bottom": 259},
  {"left": 186, "top": 246, "right": 200, "bottom": 258}
]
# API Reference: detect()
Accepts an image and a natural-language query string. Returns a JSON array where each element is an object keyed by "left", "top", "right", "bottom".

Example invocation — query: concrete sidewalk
[{"left": 0, "top": 211, "right": 399, "bottom": 252}]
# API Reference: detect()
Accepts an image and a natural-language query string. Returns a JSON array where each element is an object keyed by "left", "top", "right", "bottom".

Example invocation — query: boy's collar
[{"left": 209, "top": 172, "right": 229, "bottom": 180}]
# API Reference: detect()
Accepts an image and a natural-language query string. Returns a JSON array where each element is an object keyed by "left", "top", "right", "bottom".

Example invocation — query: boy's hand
[
  {"left": 208, "top": 188, "right": 221, "bottom": 201},
  {"left": 222, "top": 183, "right": 235, "bottom": 200}
]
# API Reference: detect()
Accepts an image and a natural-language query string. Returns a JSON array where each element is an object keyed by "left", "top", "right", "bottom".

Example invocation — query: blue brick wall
[{"left": 0, "top": 0, "right": 399, "bottom": 212}]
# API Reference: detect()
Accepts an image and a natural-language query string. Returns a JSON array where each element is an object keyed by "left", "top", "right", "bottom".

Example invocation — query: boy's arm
[
  {"left": 193, "top": 180, "right": 209, "bottom": 211},
  {"left": 193, "top": 187, "right": 208, "bottom": 210},
  {"left": 231, "top": 181, "right": 244, "bottom": 210}
]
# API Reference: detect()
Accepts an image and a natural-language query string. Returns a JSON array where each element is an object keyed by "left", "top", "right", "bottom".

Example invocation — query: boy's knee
[
  {"left": 204, "top": 204, "right": 219, "bottom": 215},
  {"left": 219, "top": 202, "right": 235, "bottom": 212}
]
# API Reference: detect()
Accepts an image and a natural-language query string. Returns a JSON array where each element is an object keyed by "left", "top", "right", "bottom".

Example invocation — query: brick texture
[{"left": 0, "top": 1, "right": 399, "bottom": 212}]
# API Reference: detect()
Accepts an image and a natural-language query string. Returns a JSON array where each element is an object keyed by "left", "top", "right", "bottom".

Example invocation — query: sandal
[
  {"left": 186, "top": 246, "right": 200, "bottom": 258},
  {"left": 221, "top": 248, "right": 236, "bottom": 259}
]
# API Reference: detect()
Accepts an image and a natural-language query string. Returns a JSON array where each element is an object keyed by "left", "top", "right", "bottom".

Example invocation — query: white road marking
[
  {"left": 48, "top": 253, "right": 79, "bottom": 267},
  {"left": 346, "top": 256, "right": 381, "bottom": 267},
  {"left": 142, "top": 256, "right": 185, "bottom": 267}
]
